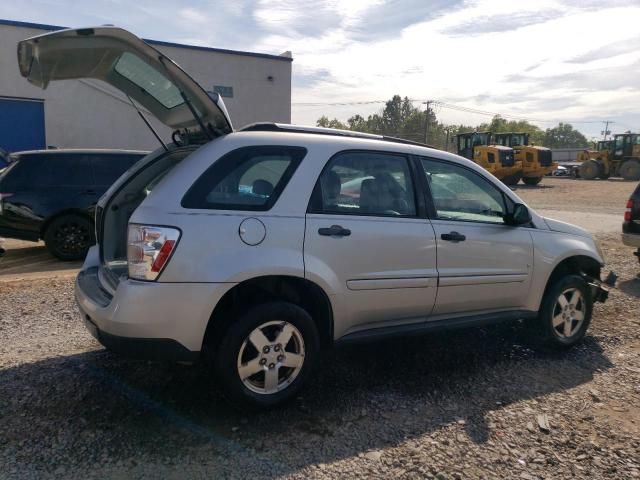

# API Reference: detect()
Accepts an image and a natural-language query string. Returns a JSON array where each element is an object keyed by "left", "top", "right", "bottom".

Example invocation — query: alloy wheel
[
  {"left": 236, "top": 320, "right": 305, "bottom": 395},
  {"left": 52, "top": 221, "right": 91, "bottom": 256},
  {"left": 552, "top": 288, "right": 585, "bottom": 338}
]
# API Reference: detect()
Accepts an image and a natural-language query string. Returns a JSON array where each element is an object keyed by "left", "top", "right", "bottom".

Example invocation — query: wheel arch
[
  {"left": 541, "top": 254, "right": 601, "bottom": 304},
  {"left": 40, "top": 208, "right": 94, "bottom": 239},
  {"left": 201, "top": 275, "right": 334, "bottom": 355}
]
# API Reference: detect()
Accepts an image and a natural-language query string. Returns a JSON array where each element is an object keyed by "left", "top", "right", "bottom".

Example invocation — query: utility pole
[
  {"left": 444, "top": 127, "right": 450, "bottom": 152},
  {"left": 601, "top": 120, "right": 614, "bottom": 140},
  {"left": 423, "top": 100, "right": 433, "bottom": 144}
]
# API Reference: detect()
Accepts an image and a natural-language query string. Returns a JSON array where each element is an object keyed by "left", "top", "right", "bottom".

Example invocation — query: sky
[{"left": 2, "top": 0, "right": 639, "bottom": 138}]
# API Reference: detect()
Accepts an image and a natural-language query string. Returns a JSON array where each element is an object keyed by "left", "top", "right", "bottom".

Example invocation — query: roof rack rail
[{"left": 240, "top": 123, "right": 435, "bottom": 149}]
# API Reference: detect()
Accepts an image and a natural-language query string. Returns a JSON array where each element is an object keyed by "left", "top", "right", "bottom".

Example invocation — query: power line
[{"left": 292, "top": 97, "right": 623, "bottom": 126}]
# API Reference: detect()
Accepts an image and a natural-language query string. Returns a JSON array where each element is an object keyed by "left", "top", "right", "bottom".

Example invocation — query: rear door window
[
  {"left": 35, "top": 154, "right": 94, "bottom": 187},
  {"left": 182, "top": 146, "right": 306, "bottom": 211},
  {"left": 91, "top": 154, "right": 143, "bottom": 186},
  {"left": 310, "top": 151, "right": 417, "bottom": 217}
]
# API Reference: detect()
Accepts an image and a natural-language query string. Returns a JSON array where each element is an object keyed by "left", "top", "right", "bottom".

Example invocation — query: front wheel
[
  {"left": 214, "top": 301, "right": 320, "bottom": 410},
  {"left": 522, "top": 176, "right": 543, "bottom": 186},
  {"left": 534, "top": 274, "right": 593, "bottom": 349}
]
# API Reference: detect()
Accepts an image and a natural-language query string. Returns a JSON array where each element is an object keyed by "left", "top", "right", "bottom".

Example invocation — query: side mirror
[{"left": 506, "top": 203, "right": 531, "bottom": 226}]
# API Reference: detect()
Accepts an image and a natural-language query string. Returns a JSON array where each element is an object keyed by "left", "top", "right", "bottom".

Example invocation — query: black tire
[
  {"left": 213, "top": 301, "right": 320, "bottom": 410},
  {"left": 597, "top": 162, "right": 610, "bottom": 179},
  {"left": 44, "top": 214, "right": 95, "bottom": 261},
  {"left": 533, "top": 274, "right": 593, "bottom": 350},
  {"left": 522, "top": 176, "right": 543, "bottom": 186},
  {"left": 578, "top": 160, "right": 599, "bottom": 180},
  {"left": 502, "top": 172, "right": 522, "bottom": 186},
  {"left": 619, "top": 160, "right": 640, "bottom": 181}
]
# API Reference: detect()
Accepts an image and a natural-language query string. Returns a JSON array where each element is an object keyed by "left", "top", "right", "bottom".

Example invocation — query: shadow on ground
[
  {"left": 0, "top": 322, "right": 613, "bottom": 476},
  {"left": 618, "top": 278, "right": 640, "bottom": 298},
  {"left": 0, "top": 242, "right": 81, "bottom": 277}
]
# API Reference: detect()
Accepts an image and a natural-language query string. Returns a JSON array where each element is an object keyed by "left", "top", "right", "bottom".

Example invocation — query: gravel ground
[{"left": 1, "top": 180, "right": 640, "bottom": 479}]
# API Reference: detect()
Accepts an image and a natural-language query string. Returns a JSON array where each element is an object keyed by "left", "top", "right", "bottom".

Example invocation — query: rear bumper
[
  {"left": 75, "top": 257, "right": 236, "bottom": 360},
  {"left": 82, "top": 314, "right": 199, "bottom": 362},
  {"left": 622, "top": 232, "right": 640, "bottom": 248}
]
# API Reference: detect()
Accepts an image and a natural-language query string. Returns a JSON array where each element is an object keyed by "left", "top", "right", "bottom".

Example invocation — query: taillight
[
  {"left": 0, "top": 193, "right": 14, "bottom": 215},
  {"left": 625, "top": 199, "right": 633, "bottom": 222},
  {"left": 127, "top": 224, "right": 180, "bottom": 281}
]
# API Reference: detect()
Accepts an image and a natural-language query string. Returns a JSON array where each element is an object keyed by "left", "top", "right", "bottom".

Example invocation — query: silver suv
[{"left": 19, "top": 27, "right": 609, "bottom": 408}]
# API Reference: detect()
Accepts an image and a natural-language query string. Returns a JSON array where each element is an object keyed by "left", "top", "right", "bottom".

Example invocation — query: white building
[{"left": 0, "top": 19, "right": 292, "bottom": 152}]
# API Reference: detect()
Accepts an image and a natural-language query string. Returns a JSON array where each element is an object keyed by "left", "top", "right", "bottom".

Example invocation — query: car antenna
[{"left": 125, "top": 94, "right": 169, "bottom": 152}]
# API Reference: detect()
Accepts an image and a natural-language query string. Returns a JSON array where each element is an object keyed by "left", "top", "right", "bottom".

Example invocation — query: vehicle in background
[
  {"left": 0, "top": 149, "right": 147, "bottom": 260},
  {"left": 494, "top": 133, "right": 557, "bottom": 186},
  {"left": 622, "top": 182, "right": 640, "bottom": 265},
  {"left": 578, "top": 134, "right": 640, "bottom": 181},
  {"left": 0, "top": 147, "right": 10, "bottom": 170},
  {"left": 551, "top": 165, "right": 569, "bottom": 176},
  {"left": 456, "top": 132, "right": 521, "bottom": 185}
]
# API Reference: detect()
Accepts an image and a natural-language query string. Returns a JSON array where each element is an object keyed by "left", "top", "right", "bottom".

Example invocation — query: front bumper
[
  {"left": 588, "top": 280, "right": 609, "bottom": 304},
  {"left": 75, "top": 264, "right": 235, "bottom": 360}
]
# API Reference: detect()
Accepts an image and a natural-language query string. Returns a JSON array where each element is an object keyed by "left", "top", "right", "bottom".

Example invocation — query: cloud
[
  {"left": 443, "top": 10, "right": 565, "bottom": 36},
  {"left": 348, "top": 0, "right": 465, "bottom": 41},
  {"left": 568, "top": 35, "right": 640, "bottom": 63},
  {"left": 253, "top": 0, "right": 343, "bottom": 38}
]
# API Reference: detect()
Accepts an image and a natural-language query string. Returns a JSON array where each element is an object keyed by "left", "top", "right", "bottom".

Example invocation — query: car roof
[{"left": 13, "top": 148, "right": 149, "bottom": 156}]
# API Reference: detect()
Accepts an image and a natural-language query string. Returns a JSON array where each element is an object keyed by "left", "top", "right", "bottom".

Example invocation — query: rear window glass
[
  {"left": 92, "top": 154, "right": 144, "bottom": 186},
  {"left": 182, "top": 146, "right": 306, "bottom": 211},
  {"left": 36, "top": 154, "right": 94, "bottom": 186},
  {"left": 114, "top": 53, "right": 183, "bottom": 109}
]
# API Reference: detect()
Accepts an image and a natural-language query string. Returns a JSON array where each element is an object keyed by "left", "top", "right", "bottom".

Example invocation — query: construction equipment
[
  {"left": 456, "top": 132, "right": 521, "bottom": 185},
  {"left": 494, "top": 133, "right": 557, "bottom": 185},
  {"left": 577, "top": 134, "right": 640, "bottom": 180}
]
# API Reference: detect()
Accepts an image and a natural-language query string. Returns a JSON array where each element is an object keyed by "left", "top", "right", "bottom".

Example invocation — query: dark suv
[
  {"left": 0, "top": 149, "right": 147, "bottom": 260},
  {"left": 622, "top": 182, "right": 640, "bottom": 264}
]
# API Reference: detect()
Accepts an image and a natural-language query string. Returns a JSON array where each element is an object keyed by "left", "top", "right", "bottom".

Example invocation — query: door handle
[
  {"left": 82, "top": 190, "right": 97, "bottom": 195},
  {"left": 441, "top": 231, "right": 466, "bottom": 242},
  {"left": 318, "top": 225, "right": 351, "bottom": 237}
]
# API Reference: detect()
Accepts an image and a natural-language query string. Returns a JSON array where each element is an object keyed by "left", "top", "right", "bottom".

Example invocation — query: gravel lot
[{"left": 1, "top": 178, "right": 639, "bottom": 479}]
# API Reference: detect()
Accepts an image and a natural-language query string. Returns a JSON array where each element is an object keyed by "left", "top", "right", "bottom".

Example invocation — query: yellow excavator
[
  {"left": 577, "top": 134, "right": 640, "bottom": 180},
  {"left": 456, "top": 132, "right": 521, "bottom": 185},
  {"left": 493, "top": 132, "right": 557, "bottom": 185}
]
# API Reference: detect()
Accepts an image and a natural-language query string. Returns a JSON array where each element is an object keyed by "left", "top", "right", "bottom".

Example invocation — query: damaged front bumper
[{"left": 588, "top": 279, "right": 609, "bottom": 303}]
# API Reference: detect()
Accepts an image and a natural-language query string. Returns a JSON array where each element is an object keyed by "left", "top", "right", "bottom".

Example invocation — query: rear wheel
[
  {"left": 578, "top": 160, "right": 599, "bottom": 180},
  {"left": 44, "top": 214, "right": 94, "bottom": 261},
  {"left": 620, "top": 160, "right": 640, "bottom": 181},
  {"left": 534, "top": 274, "right": 592, "bottom": 349},
  {"left": 522, "top": 176, "right": 542, "bottom": 186},
  {"left": 213, "top": 301, "right": 320, "bottom": 410}
]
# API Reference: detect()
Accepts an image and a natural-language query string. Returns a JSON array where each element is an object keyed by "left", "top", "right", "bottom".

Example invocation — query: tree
[
  {"left": 542, "top": 123, "right": 589, "bottom": 148},
  {"left": 315, "top": 98, "right": 590, "bottom": 151},
  {"left": 477, "top": 115, "right": 545, "bottom": 145},
  {"left": 316, "top": 115, "right": 348, "bottom": 130}
]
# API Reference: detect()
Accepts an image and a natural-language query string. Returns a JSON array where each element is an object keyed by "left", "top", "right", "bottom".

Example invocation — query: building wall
[{"left": 0, "top": 21, "right": 292, "bottom": 150}]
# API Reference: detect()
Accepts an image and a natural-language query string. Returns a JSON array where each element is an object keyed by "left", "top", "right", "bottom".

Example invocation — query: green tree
[
  {"left": 316, "top": 115, "right": 348, "bottom": 130},
  {"left": 477, "top": 115, "right": 545, "bottom": 145},
  {"left": 542, "top": 123, "right": 589, "bottom": 148}
]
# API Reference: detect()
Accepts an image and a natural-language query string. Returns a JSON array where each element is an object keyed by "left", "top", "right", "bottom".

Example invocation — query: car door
[
  {"left": 419, "top": 157, "right": 534, "bottom": 317},
  {"left": 304, "top": 150, "right": 438, "bottom": 339},
  {"left": 41, "top": 154, "right": 100, "bottom": 216}
]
